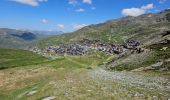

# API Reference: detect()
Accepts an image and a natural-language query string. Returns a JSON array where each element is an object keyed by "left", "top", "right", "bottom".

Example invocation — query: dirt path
[
  {"left": 1, "top": 65, "right": 170, "bottom": 100},
  {"left": 88, "top": 67, "right": 170, "bottom": 98}
]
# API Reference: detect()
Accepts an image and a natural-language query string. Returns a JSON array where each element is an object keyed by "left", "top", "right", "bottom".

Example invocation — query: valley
[{"left": 0, "top": 9, "right": 170, "bottom": 100}]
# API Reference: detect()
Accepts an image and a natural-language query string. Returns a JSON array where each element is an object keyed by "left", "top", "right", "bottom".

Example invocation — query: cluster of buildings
[
  {"left": 44, "top": 39, "right": 142, "bottom": 56},
  {"left": 45, "top": 44, "right": 89, "bottom": 55}
]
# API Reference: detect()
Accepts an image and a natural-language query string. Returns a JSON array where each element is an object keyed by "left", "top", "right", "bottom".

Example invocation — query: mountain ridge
[
  {"left": 37, "top": 9, "right": 170, "bottom": 48},
  {"left": 0, "top": 28, "right": 63, "bottom": 49}
]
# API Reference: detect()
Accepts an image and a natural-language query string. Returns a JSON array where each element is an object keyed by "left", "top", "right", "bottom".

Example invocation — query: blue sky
[{"left": 0, "top": 0, "right": 170, "bottom": 32}]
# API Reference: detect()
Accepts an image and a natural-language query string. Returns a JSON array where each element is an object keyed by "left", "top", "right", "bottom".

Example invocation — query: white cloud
[
  {"left": 11, "top": 0, "right": 48, "bottom": 6},
  {"left": 122, "top": 3, "right": 154, "bottom": 17},
  {"left": 122, "top": 8, "right": 145, "bottom": 17},
  {"left": 41, "top": 19, "right": 48, "bottom": 23},
  {"left": 76, "top": 8, "right": 85, "bottom": 12},
  {"left": 57, "top": 24, "right": 65, "bottom": 29},
  {"left": 68, "top": 0, "right": 78, "bottom": 6},
  {"left": 83, "top": 0, "right": 92, "bottom": 4},
  {"left": 73, "top": 24, "right": 87, "bottom": 30},
  {"left": 141, "top": 3, "right": 154, "bottom": 10}
]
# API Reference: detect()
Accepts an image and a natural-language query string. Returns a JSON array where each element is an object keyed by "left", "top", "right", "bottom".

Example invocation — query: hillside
[
  {"left": 38, "top": 9, "right": 170, "bottom": 48},
  {"left": 0, "top": 9, "right": 170, "bottom": 100},
  {"left": 36, "top": 9, "right": 170, "bottom": 72},
  {"left": 0, "top": 48, "right": 48, "bottom": 69},
  {"left": 1, "top": 1, "right": 170, "bottom": 99},
  {"left": 0, "top": 28, "right": 63, "bottom": 49},
  {"left": 0, "top": 28, "right": 38, "bottom": 49},
  {"left": 0, "top": 48, "right": 170, "bottom": 100}
]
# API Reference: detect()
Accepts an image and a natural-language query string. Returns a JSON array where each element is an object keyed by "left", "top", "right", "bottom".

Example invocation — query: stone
[
  {"left": 87, "top": 90, "right": 92, "bottom": 92},
  {"left": 131, "top": 67, "right": 145, "bottom": 72},
  {"left": 145, "top": 62, "right": 164, "bottom": 70},
  {"left": 160, "top": 47, "right": 168, "bottom": 51},
  {"left": 162, "top": 30, "right": 170, "bottom": 37},
  {"left": 27, "top": 90, "right": 37, "bottom": 96},
  {"left": 151, "top": 62, "right": 163, "bottom": 69},
  {"left": 42, "top": 96, "right": 56, "bottom": 100},
  {"left": 152, "top": 96, "right": 158, "bottom": 100}
]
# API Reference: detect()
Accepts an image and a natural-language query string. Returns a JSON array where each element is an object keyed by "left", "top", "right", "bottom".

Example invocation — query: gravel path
[{"left": 89, "top": 68, "right": 170, "bottom": 93}]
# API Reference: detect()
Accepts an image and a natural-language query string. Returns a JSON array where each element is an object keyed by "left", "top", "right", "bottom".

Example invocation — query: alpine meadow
[{"left": 0, "top": 0, "right": 170, "bottom": 100}]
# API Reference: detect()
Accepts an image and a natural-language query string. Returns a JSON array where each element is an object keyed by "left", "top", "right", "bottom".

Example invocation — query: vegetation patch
[{"left": 0, "top": 48, "right": 47, "bottom": 69}]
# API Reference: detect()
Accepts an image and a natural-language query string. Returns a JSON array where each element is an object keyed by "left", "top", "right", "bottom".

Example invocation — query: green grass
[
  {"left": 40, "top": 51, "right": 112, "bottom": 69},
  {"left": 0, "top": 48, "right": 47, "bottom": 69},
  {"left": 0, "top": 47, "right": 112, "bottom": 70},
  {"left": 0, "top": 47, "right": 169, "bottom": 100}
]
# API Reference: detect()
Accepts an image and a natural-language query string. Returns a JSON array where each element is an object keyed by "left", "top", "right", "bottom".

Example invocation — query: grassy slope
[
  {"left": 0, "top": 48, "right": 111, "bottom": 70},
  {"left": 37, "top": 10, "right": 170, "bottom": 48},
  {"left": 0, "top": 48, "right": 115, "bottom": 100},
  {"left": 36, "top": 11, "right": 170, "bottom": 71},
  {"left": 0, "top": 45, "right": 169, "bottom": 100},
  {"left": 0, "top": 64, "right": 169, "bottom": 100},
  {"left": 0, "top": 48, "right": 48, "bottom": 69},
  {"left": 38, "top": 21, "right": 170, "bottom": 48},
  {"left": 0, "top": 10, "right": 170, "bottom": 100}
]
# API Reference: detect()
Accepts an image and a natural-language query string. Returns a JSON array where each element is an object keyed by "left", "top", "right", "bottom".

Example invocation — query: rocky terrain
[
  {"left": 38, "top": 9, "right": 170, "bottom": 47},
  {"left": 36, "top": 9, "right": 170, "bottom": 72}
]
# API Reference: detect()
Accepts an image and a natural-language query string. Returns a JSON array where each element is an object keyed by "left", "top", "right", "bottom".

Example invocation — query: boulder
[
  {"left": 162, "top": 30, "right": 170, "bottom": 37},
  {"left": 42, "top": 96, "right": 56, "bottom": 100},
  {"left": 27, "top": 90, "right": 37, "bottom": 96},
  {"left": 145, "top": 62, "right": 163, "bottom": 70}
]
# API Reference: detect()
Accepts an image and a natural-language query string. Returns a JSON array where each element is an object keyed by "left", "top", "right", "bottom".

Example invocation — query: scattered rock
[
  {"left": 166, "top": 58, "right": 170, "bottom": 62},
  {"left": 151, "top": 62, "right": 163, "bottom": 69},
  {"left": 162, "top": 30, "right": 170, "bottom": 37},
  {"left": 160, "top": 47, "right": 168, "bottom": 51},
  {"left": 159, "top": 39, "right": 170, "bottom": 44},
  {"left": 145, "top": 62, "right": 163, "bottom": 70},
  {"left": 131, "top": 67, "right": 145, "bottom": 72},
  {"left": 159, "top": 68, "right": 168, "bottom": 71},
  {"left": 87, "top": 90, "right": 92, "bottom": 92},
  {"left": 27, "top": 90, "right": 37, "bottom": 96},
  {"left": 17, "top": 91, "right": 29, "bottom": 98},
  {"left": 42, "top": 96, "right": 56, "bottom": 100},
  {"left": 152, "top": 96, "right": 158, "bottom": 100},
  {"left": 134, "top": 92, "right": 144, "bottom": 98}
]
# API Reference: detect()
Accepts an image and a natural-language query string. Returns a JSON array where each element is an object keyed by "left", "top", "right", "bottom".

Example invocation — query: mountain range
[
  {"left": 37, "top": 9, "right": 170, "bottom": 48},
  {"left": 0, "top": 28, "right": 63, "bottom": 49}
]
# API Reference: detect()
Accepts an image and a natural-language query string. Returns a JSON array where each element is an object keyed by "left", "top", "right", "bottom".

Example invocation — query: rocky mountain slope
[
  {"left": 37, "top": 9, "right": 170, "bottom": 71},
  {"left": 38, "top": 9, "right": 170, "bottom": 48}
]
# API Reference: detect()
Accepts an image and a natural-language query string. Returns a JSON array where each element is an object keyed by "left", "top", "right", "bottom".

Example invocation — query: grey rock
[
  {"left": 145, "top": 62, "right": 163, "bottom": 70},
  {"left": 152, "top": 96, "right": 158, "bottom": 100},
  {"left": 42, "top": 96, "right": 56, "bottom": 100},
  {"left": 27, "top": 90, "right": 37, "bottom": 96}
]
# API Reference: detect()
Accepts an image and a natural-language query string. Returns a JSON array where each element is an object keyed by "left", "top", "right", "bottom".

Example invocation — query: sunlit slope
[
  {"left": 0, "top": 48, "right": 47, "bottom": 69},
  {"left": 38, "top": 9, "right": 170, "bottom": 48}
]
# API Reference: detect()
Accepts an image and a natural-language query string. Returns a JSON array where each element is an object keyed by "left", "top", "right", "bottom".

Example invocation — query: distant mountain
[
  {"left": 38, "top": 9, "right": 170, "bottom": 48},
  {"left": 0, "top": 28, "right": 64, "bottom": 49},
  {"left": 0, "top": 28, "right": 38, "bottom": 49},
  {"left": 29, "top": 30, "right": 63, "bottom": 36},
  {"left": 11, "top": 32, "right": 36, "bottom": 41}
]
